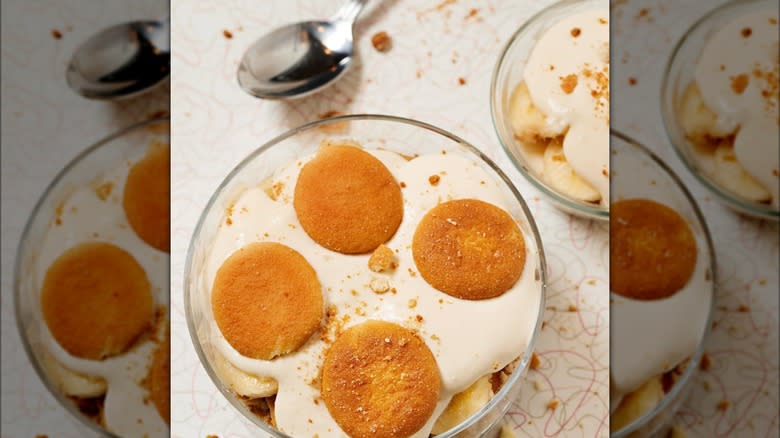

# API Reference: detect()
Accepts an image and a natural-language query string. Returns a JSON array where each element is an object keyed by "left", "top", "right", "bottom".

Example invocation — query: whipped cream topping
[
  {"left": 524, "top": 7, "right": 610, "bottom": 204},
  {"left": 610, "top": 145, "right": 713, "bottom": 403},
  {"left": 694, "top": 7, "right": 779, "bottom": 207},
  {"left": 33, "top": 153, "right": 169, "bottom": 438},
  {"left": 202, "top": 149, "right": 542, "bottom": 437}
]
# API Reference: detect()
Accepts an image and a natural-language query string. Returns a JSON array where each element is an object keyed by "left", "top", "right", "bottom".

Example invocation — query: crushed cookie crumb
[
  {"left": 547, "top": 399, "right": 559, "bottom": 410},
  {"left": 570, "top": 27, "right": 581, "bottom": 37},
  {"left": 598, "top": 17, "right": 607, "bottom": 24},
  {"left": 368, "top": 244, "right": 397, "bottom": 272},
  {"left": 370, "top": 277, "right": 391, "bottom": 294},
  {"left": 530, "top": 352, "right": 541, "bottom": 370},
  {"left": 371, "top": 31, "right": 392, "bottom": 52},
  {"left": 568, "top": 304, "right": 578, "bottom": 312},
  {"left": 94, "top": 182, "right": 114, "bottom": 200},
  {"left": 428, "top": 174, "right": 441, "bottom": 186},
  {"left": 223, "top": 29, "right": 233, "bottom": 39},
  {"left": 415, "top": 314, "right": 424, "bottom": 322},
  {"left": 741, "top": 27, "right": 752, "bottom": 38},
  {"left": 458, "top": 77, "right": 466, "bottom": 85},
  {"left": 408, "top": 298, "right": 418, "bottom": 309},
  {"left": 700, "top": 353, "right": 711, "bottom": 371},
  {"left": 717, "top": 399, "right": 729, "bottom": 411},
  {"left": 731, "top": 74, "right": 749, "bottom": 94},
  {"left": 628, "top": 77, "right": 637, "bottom": 86},
  {"left": 560, "top": 74, "right": 578, "bottom": 94},
  {"left": 51, "top": 29, "right": 62, "bottom": 39},
  {"left": 400, "top": 181, "right": 407, "bottom": 188},
  {"left": 738, "top": 304, "right": 750, "bottom": 312}
]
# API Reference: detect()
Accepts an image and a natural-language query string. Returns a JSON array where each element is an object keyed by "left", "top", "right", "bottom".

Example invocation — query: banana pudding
[
  {"left": 508, "top": 6, "right": 609, "bottom": 207},
  {"left": 33, "top": 135, "right": 170, "bottom": 437},
  {"left": 202, "top": 139, "right": 543, "bottom": 438},
  {"left": 678, "top": 6, "right": 779, "bottom": 209}
]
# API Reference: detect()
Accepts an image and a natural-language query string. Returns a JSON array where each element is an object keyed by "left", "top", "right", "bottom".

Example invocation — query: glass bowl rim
[
  {"left": 610, "top": 130, "right": 718, "bottom": 437},
  {"left": 182, "top": 113, "right": 549, "bottom": 437},
  {"left": 489, "top": 0, "right": 610, "bottom": 222},
  {"left": 13, "top": 117, "right": 170, "bottom": 438},
  {"left": 659, "top": 0, "right": 779, "bottom": 221}
]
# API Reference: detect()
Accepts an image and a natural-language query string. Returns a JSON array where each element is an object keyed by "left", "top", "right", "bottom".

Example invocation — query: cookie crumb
[
  {"left": 730, "top": 74, "right": 749, "bottom": 94},
  {"left": 51, "top": 29, "right": 62, "bottom": 39},
  {"left": 458, "top": 77, "right": 466, "bottom": 85},
  {"left": 741, "top": 27, "right": 752, "bottom": 37},
  {"left": 223, "top": 29, "right": 233, "bottom": 39},
  {"left": 570, "top": 27, "right": 581, "bottom": 37},
  {"left": 370, "top": 277, "right": 391, "bottom": 294},
  {"left": 628, "top": 77, "right": 637, "bottom": 86},
  {"left": 368, "top": 244, "right": 397, "bottom": 272},
  {"left": 529, "top": 352, "right": 541, "bottom": 370},
  {"left": 560, "top": 74, "right": 578, "bottom": 94},
  {"left": 371, "top": 31, "right": 392, "bottom": 52},
  {"left": 547, "top": 399, "right": 559, "bottom": 410},
  {"left": 428, "top": 174, "right": 441, "bottom": 186},
  {"left": 717, "top": 399, "right": 729, "bottom": 411},
  {"left": 699, "top": 352, "right": 711, "bottom": 371}
]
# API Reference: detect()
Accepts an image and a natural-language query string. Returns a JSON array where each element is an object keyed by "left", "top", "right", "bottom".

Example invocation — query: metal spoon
[
  {"left": 66, "top": 18, "right": 170, "bottom": 100},
  {"left": 237, "top": 0, "right": 368, "bottom": 99}
]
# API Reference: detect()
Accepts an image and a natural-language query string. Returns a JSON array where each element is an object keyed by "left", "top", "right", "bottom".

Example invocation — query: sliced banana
[
  {"left": 212, "top": 352, "right": 278, "bottom": 398},
  {"left": 431, "top": 374, "right": 494, "bottom": 434},
  {"left": 711, "top": 144, "right": 771, "bottom": 202},
  {"left": 679, "top": 83, "right": 733, "bottom": 142},
  {"left": 542, "top": 143, "right": 601, "bottom": 203},
  {"left": 610, "top": 376, "right": 664, "bottom": 432},
  {"left": 41, "top": 351, "right": 107, "bottom": 398},
  {"left": 509, "top": 81, "right": 565, "bottom": 145}
]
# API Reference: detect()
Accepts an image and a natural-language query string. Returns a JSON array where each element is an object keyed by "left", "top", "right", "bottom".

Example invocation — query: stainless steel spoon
[
  {"left": 66, "top": 17, "right": 170, "bottom": 100},
  {"left": 237, "top": 0, "right": 368, "bottom": 99}
]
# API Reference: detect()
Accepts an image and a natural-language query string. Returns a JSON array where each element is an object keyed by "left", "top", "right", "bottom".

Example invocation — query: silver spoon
[
  {"left": 237, "top": 0, "right": 368, "bottom": 99},
  {"left": 66, "top": 18, "right": 170, "bottom": 100}
]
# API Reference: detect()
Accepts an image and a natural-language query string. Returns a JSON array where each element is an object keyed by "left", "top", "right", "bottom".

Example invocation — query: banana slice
[
  {"left": 509, "top": 81, "right": 565, "bottom": 145},
  {"left": 542, "top": 143, "right": 601, "bottom": 203},
  {"left": 610, "top": 376, "right": 664, "bottom": 432},
  {"left": 679, "top": 83, "right": 733, "bottom": 142},
  {"left": 212, "top": 352, "right": 278, "bottom": 398},
  {"left": 431, "top": 374, "right": 493, "bottom": 434},
  {"left": 711, "top": 144, "right": 771, "bottom": 202},
  {"left": 41, "top": 351, "right": 107, "bottom": 398}
]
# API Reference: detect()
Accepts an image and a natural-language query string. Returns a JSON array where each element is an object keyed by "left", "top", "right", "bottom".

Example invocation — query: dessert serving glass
[
  {"left": 610, "top": 131, "right": 716, "bottom": 438},
  {"left": 184, "top": 114, "right": 547, "bottom": 437},
  {"left": 661, "top": 0, "right": 779, "bottom": 221},
  {"left": 491, "top": 0, "right": 610, "bottom": 221},
  {"left": 14, "top": 118, "right": 170, "bottom": 438}
]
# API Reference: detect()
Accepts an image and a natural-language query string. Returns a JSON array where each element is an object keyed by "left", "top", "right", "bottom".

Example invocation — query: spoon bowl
[
  {"left": 237, "top": 0, "right": 367, "bottom": 99},
  {"left": 66, "top": 18, "right": 170, "bottom": 100}
]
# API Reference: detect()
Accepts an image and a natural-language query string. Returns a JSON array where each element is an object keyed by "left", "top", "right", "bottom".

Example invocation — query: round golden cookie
[
  {"left": 412, "top": 199, "right": 526, "bottom": 300},
  {"left": 123, "top": 142, "right": 170, "bottom": 252},
  {"left": 321, "top": 320, "right": 441, "bottom": 438},
  {"left": 41, "top": 242, "right": 154, "bottom": 360},
  {"left": 211, "top": 242, "right": 323, "bottom": 360},
  {"left": 147, "top": 328, "right": 170, "bottom": 424},
  {"left": 611, "top": 199, "right": 697, "bottom": 300},
  {"left": 294, "top": 143, "right": 403, "bottom": 254}
]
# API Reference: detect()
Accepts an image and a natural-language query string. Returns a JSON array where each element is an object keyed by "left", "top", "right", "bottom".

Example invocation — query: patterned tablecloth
[
  {"left": 171, "top": 1, "right": 608, "bottom": 437},
  {"left": 1, "top": 1, "right": 169, "bottom": 437},
  {"left": 611, "top": 1, "right": 779, "bottom": 436}
]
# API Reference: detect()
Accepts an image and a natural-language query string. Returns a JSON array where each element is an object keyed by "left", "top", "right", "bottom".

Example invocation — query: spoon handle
[{"left": 331, "top": 0, "right": 368, "bottom": 24}]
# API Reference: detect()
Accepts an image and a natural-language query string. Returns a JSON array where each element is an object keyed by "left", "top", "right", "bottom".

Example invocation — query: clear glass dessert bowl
[
  {"left": 491, "top": 0, "right": 609, "bottom": 221},
  {"left": 184, "top": 114, "right": 547, "bottom": 437},
  {"left": 14, "top": 118, "right": 170, "bottom": 438},
  {"left": 610, "top": 131, "right": 716, "bottom": 438},
  {"left": 661, "top": 0, "right": 779, "bottom": 221}
]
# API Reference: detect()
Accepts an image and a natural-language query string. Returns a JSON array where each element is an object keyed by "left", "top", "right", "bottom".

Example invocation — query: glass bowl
[
  {"left": 610, "top": 131, "right": 716, "bottom": 438},
  {"left": 491, "top": 0, "right": 609, "bottom": 221},
  {"left": 14, "top": 118, "right": 170, "bottom": 438},
  {"left": 184, "top": 114, "right": 547, "bottom": 437},
  {"left": 661, "top": 0, "right": 779, "bottom": 221}
]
